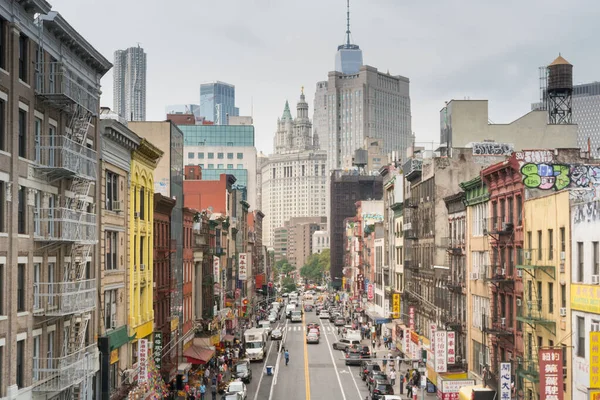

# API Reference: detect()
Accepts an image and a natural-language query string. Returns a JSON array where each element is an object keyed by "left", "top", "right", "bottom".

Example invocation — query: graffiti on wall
[
  {"left": 472, "top": 142, "right": 514, "bottom": 156},
  {"left": 572, "top": 200, "right": 600, "bottom": 224},
  {"left": 521, "top": 163, "right": 600, "bottom": 192},
  {"left": 515, "top": 150, "right": 554, "bottom": 164},
  {"left": 569, "top": 189, "right": 599, "bottom": 205}
]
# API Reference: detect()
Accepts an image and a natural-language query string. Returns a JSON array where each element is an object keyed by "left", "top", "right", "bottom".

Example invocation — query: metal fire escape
[
  {"left": 516, "top": 247, "right": 557, "bottom": 398},
  {"left": 31, "top": 19, "right": 100, "bottom": 399}
]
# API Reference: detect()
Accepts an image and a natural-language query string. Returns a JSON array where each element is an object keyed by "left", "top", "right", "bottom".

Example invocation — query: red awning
[
  {"left": 184, "top": 345, "right": 215, "bottom": 365},
  {"left": 255, "top": 273, "right": 265, "bottom": 289}
]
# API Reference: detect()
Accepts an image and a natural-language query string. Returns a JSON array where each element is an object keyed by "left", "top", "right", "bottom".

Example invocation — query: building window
[
  {"left": 16, "top": 339, "right": 24, "bottom": 388},
  {"left": 227, "top": 164, "right": 233, "bottom": 169},
  {"left": 0, "top": 17, "right": 5, "bottom": 70},
  {"left": 208, "top": 164, "right": 214, "bottom": 169},
  {"left": 104, "top": 289, "right": 117, "bottom": 329},
  {"left": 0, "top": 346, "right": 3, "bottom": 394},
  {"left": 227, "top": 153, "right": 233, "bottom": 159},
  {"left": 548, "top": 229, "right": 553, "bottom": 260},
  {"left": 198, "top": 152, "right": 204, "bottom": 159},
  {"left": 139, "top": 187, "right": 145, "bottom": 220},
  {"left": 47, "top": 331, "right": 54, "bottom": 369},
  {"left": 17, "top": 263, "right": 26, "bottom": 311},
  {"left": 577, "top": 242, "right": 584, "bottom": 282},
  {"left": 110, "top": 362, "right": 119, "bottom": 391},
  {"left": 594, "top": 242, "right": 599, "bottom": 275},
  {"left": 548, "top": 282, "right": 554, "bottom": 314},
  {"left": 0, "top": 100, "right": 5, "bottom": 152},
  {"left": 188, "top": 152, "right": 195, "bottom": 159},
  {"left": 217, "top": 152, "right": 224, "bottom": 159},
  {"left": 0, "top": 182, "right": 4, "bottom": 233},
  {"left": 208, "top": 152, "right": 214, "bottom": 159},
  {"left": 577, "top": 316, "right": 585, "bottom": 357},
  {"left": 0, "top": 263, "right": 4, "bottom": 315},
  {"left": 18, "top": 186, "right": 26, "bottom": 234},
  {"left": 217, "top": 164, "right": 223, "bottom": 169},
  {"left": 238, "top": 164, "right": 244, "bottom": 169},
  {"left": 18, "top": 109, "right": 27, "bottom": 158},
  {"left": 33, "top": 335, "right": 40, "bottom": 381},
  {"left": 18, "top": 34, "right": 28, "bottom": 82},
  {"left": 106, "top": 171, "right": 118, "bottom": 211},
  {"left": 237, "top": 153, "right": 243, "bottom": 159},
  {"left": 105, "top": 231, "right": 118, "bottom": 270},
  {"left": 47, "top": 263, "right": 54, "bottom": 306}
]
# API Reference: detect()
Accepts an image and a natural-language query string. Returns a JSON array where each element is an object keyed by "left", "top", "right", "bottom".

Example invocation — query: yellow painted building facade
[
  {"left": 129, "top": 139, "right": 163, "bottom": 346},
  {"left": 519, "top": 190, "right": 571, "bottom": 400}
]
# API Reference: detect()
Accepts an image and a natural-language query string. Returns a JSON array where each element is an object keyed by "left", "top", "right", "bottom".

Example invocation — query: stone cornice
[
  {"left": 101, "top": 120, "right": 141, "bottom": 152},
  {"left": 133, "top": 139, "right": 163, "bottom": 168}
]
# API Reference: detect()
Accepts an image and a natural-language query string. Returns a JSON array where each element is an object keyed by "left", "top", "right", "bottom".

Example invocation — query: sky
[{"left": 51, "top": 0, "right": 600, "bottom": 155}]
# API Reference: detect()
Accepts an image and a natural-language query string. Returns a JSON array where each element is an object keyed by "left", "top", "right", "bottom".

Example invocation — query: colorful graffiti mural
[
  {"left": 572, "top": 199, "right": 600, "bottom": 224},
  {"left": 521, "top": 163, "right": 600, "bottom": 192},
  {"left": 515, "top": 150, "right": 554, "bottom": 164}
]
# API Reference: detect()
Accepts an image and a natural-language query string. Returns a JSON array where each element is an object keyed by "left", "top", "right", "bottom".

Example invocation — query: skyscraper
[
  {"left": 113, "top": 45, "right": 147, "bottom": 121},
  {"left": 200, "top": 81, "right": 240, "bottom": 125},
  {"left": 335, "top": 0, "right": 363, "bottom": 75}
]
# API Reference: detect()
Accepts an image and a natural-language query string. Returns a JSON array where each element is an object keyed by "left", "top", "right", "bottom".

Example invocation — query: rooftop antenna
[{"left": 346, "top": 0, "right": 351, "bottom": 46}]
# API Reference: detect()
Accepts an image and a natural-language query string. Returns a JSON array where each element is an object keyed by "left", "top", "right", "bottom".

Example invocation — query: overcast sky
[{"left": 52, "top": 0, "right": 600, "bottom": 154}]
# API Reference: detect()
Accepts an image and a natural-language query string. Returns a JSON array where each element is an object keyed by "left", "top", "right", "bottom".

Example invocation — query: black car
[
  {"left": 367, "top": 371, "right": 388, "bottom": 388},
  {"left": 360, "top": 345, "right": 371, "bottom": 358},
  {"left": 345, "top": 349, "right": 362, "bottom": 366},
  {"left": 371, "top": 382, "right": 394, "bottom": 400},
  {"left": 231, "top": 361, "right": 252, "bottom": 383},
  {"left": 359, "top": 361, "right": 381, "bottom": 381}
]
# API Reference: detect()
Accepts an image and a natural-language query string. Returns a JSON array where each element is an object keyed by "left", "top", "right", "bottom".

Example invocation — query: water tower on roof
[{"left": 547, "top": 54, "right": 573, "bottom": 124}]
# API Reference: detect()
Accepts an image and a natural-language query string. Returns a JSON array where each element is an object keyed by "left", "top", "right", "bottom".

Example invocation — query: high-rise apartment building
[
  {"left": 113, "top": 45, "right": 147, "bottom": 121},
  {"left": 0, "top": 4, "right": 112, "bottom": 399},
  {"left": 199, "top": 81, "right": 239, "bottom": 125},
  {"left": 286, "top": 217, "right": 327, "bottom": 268},
  {"left": 261, "top": 92, "right": 328, "bottom": 247}
]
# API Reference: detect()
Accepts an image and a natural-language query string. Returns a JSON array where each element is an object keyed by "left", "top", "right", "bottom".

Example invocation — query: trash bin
[{"left": 266, "top": 366, "right": 274, "bottom": 376}]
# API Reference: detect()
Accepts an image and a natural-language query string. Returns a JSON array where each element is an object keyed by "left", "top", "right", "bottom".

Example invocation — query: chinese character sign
[
  {"left": 238, "top": 253, "right": 248, "bottom": 281},
  {"left": 539, "top": 348, "right": 563, "bottom": 400},
  {"left": 435, "top": 331, "right": 448, "bottom": 373},
  {"left": 153, "top": 332, "right": 163, "bottom": 372},
  {"left": 447, "top": 331, "right": 456, "bottom": 365},
  {"left": 499, "top": 362, "right": 511, "bottom": 400},
  {"left": 138, "top": 339, "right": 149, "bottom": 383},
  {"left": 367, "top": 283, "right": 374, "bottom": 300},
  {"left": 591, "top": 332, "right": 600, "bottom": 388},
  {"left": 409, "top": 307, "right": 415, "bottom": 330},
  {"left": 392, "top": 293, "right": 400, "bottom": 318},
  {"left": 213, "top": 256, "right": 220, "bottom": 283},
  {"left": 384, "top": 299, "right": 390, "bottom": 316},
  {"left": 404, "top": 329, "right": 411, "bottom": 356}
]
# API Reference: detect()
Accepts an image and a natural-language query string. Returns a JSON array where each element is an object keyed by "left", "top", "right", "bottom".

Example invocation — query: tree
[
  {"left": 281, "top": 276, "right": 297, "bottom": 293},
  {"left": 299, "top": 250, "right": 330, "bottom": 284}
]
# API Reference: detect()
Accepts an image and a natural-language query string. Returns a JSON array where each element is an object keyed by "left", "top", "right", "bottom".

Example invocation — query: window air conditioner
[
  {"left": 592, "top": 275, "right": 600, "bottom": 285},
  {"left": 470, "top": 272, "right": 479, "bottom": 280},
  {"left": 524, "top": 251, "right": 532, "bottom": 260},
  {"left": 111, "top": 320, "right": 117, "bottom": 329},
  {"left": 517, "top": 270, "right": 523, "bottom": 278},
  {"left": 140, "top": 264, "right": 146, "bottom": 271},
  {"left": 501, "top": 317, "right": 506, "bottom": 326},
  {"left": 559, "top": 308, "right": 567, "bottom": 317},
  {"left": 560, "top": 251, "right": 566, "bottom": 260},
  {"left": 516, "top": 299, "right": 522, "bottom": 307},
  {"left": 112, "top": 200, "right": 123, "bottom": 212},
  {"left": 592, "top": 323, "right": 600, "bottom": 332},
  {"left": 500, "top": 268, "right": 506, "bottom": 276}
]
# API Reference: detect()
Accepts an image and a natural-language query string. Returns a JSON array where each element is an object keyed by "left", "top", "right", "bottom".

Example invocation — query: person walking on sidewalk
[
  {"left": 199, "top": 383, "right": 206, "bottom": 400},
  {"left": 285, "top": 349, "right": 290, "bottom": 366},
  {"left": 389, "top": 369, "right": 396, "bottom": 386},
  {"left": 399, "top": 372, "right": 405, "bottom": 395},
  {"left": 211, "top": 384, "right": 217, "bottom": 400}
]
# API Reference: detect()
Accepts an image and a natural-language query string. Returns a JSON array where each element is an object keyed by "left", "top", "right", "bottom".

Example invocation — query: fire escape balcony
[
  {"left": 35, "top": 62, "right": 99, "bottom": 114},
  {"left": 33, "top": 279, "right": 96, "bottom": 317},
  {"left": 405, "top": 228, "right": 418, "bottom": 240},
  {"left": 35, "top": 135, "right": 97, "bottom": 181},
  {"left": 34, "top": 208, "right": 97, "bottom": 244},
  {"left": 482, "top": 313, "right": 514, "bottom": 337},
  {"left": 404, "top": 260, "right": 419, "bottom": 272},
  {"left": 404, "top": 198, "right": 419, "bottom": 208},
  {"left": 482, "top": 265, "right": 515, "bottom": 285},
  {"left": 32, "top": 344, "right": 99, "bottom": 393},
  {"left": 516, "top": 358, "right": 540, "bottom": 383},
  {"left": 516, "top": 299, "right": 556, "bottom": 335},
  {"left": 516, "top": 248, "right": 556, "bottom": 280},
  {"left": 484, "top": 217, "right": 514, "bottom": 239},
  {"left": 441, "top": 237, "right": 464, "bottom": 255},
  {"left": 445, "top": 277, "right": 465, "bottom": 293}
]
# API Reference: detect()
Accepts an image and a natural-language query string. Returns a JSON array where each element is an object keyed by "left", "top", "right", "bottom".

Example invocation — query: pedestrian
[
  {"left": 211, "top": 384, "right": 217, "bottom": 400},
  {"left": 284, "top": 349, "right": 290, "bottom": 366},
  {"left": 199, "top": 383, "right": 206, "bottom": 400},
  {"left": 407, "top": 381, "right": 413, "bottom": 398},
  {"left": 399, "top": 372, "right": 405, "bottom": 395},
  {"left": 389, "top": 369, "right": 396, "bottom": 386}
]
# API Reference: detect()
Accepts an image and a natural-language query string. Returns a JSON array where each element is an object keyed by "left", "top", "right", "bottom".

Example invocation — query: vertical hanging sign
[
  {"left": 409, "top": 306, "right": 415, "bottom": 330},
  {"left": 539, "top": 348, "right": 563, "bottom": 400},
  {"left": 213, "top": 256, "right": 220, "bottom": 283},
  {"left": 238, "top": 253, "right": 248, "bottom": 281},
  {"left": 499, "top": 362, "right": 512, "bottom": 400},
  {"left": 447, "top": 331, "right": 456, "bottom": 365},
  {"left": 434, "top": 331, "right": 448, "bottom": 373},
  {"left": 138, "top": 339, "right": 149, "bottom": 383},
  {"left": 392, "top": 293, "right": 400, "bottom": 318},
  {"left": 153, "top": 332, "right": 163, "bottom": 372}
]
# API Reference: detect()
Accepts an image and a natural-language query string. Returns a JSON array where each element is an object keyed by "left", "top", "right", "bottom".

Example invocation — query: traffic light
[
  {"left": 421, "top": 349, "right": 427, "bottom": 363},
  {"left": 242, "top": 298, "right": 249, "bottom": 306}
]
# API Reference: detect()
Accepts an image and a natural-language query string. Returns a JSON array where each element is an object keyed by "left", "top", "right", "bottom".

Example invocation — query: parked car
[
  {"left": 360, "top": 361, "right": 381, "bottom": 381},
  {"left": 226, "top": 381, "right": 247, "bottom": 400},
  {"left": 231, "top": 361, "right": 252, "bottom": 383},
  {"left": 332, "top": 338, "right": 362, "bottom": 351},
  {"left": 367, "top": 371, "right": 388, "bottom": 389},
  {"left": 372, "top": 382, "right": 394, "bottom": 400},
  {"left": 271, "top": 328, "right": 283, "bottom": 340},
  {"left": 345, "top": 349, "right": 362, "bottom": 365}
]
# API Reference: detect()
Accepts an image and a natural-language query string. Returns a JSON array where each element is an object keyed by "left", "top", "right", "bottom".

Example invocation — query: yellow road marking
[{"left": 302, "top": 310, "right": 311, "bottom": 400}]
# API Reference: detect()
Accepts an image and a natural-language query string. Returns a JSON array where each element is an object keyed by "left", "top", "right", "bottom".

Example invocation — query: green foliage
[
  {"left": 299, "top": 250, "right": 330, "bottom": 284},
  {"left": 272, "top": 258, "right": 296, "bottom": 279},
  {"left": 281, "top": 276, "right": 297, "bottom": 293}
]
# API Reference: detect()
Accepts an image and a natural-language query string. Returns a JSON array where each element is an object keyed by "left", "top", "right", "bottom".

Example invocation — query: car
[
  {"left": 281, "top": 293, "right": 289, "bottom": 298},
  {"left": 371, "top": 382, "right": 394, "bottom": 400},
  {"left": 268, "top": 314, "right": 277, "bottom": 323},
  {"left": 226, "top": 381, "right": 247, "bottom": 400},
  {"left": 271, "top": 328, "right": 283, "bottom": 340},
  {"left": 308, "top": 328, "right": 320, "bottom": 338},
  {"left": 319, "top": 311, "right": 330, "bottom": 319},
  {"left": 360, "top": 361, "right": 381, "bottom": 381},
  {"left": 306, "top": 322, "right": 320, "bottom": 331},
  {"left": 231, "top": 361, "right": 252, "bottom": 383},
  {"left": 345, "top": 349, "right": 362, "bottom": 365},
  {"left": 380, "top": 396, "right": 403, "bottom": 400},
  {"left": 360, "top": 345, "right": 371, "bottom": 358},
  {"left": 304, "top": 305, "right": 313, "bottom": 312},
  {"left": 332, "top": 338, "right": 361, "bottom": 351},
  {"left": 367, "top": 371, "right": 388, "bottom": 389},
  {"left": 306, "top": 332, "right": 319, "bottom": 344},
  {"left": 258, "top": 321, "right": 272, "bottom": 335},
  {"left": 221, "top": 393, "right": 244, "bottom": 400},
  {"left": 334, "top": 317, "right": 346, "bottom": 326}
]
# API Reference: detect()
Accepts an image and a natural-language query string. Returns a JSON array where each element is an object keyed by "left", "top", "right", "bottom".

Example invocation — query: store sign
[
  {"left": 392, "top": 293, "right": 400, "bottom": 318},
  {"left": 440, "top": 379, "right": 476, "bottom": 395},
  {"left": 238, "top": 253, "right": 248, "bottom": 281},
  {"left": 539, "top": 348, "right": 563, "bottom": 400},
  {"left": 384, "top": 299, "right": 390, "bottom": 316},
  {"left": 409, "top": 307, "right": 415, "bottom": 330},
  {"left": 592, "top": 332, "right": 600, "bottom": 388},
  {"left": 138, "top": 339, "right": 149, "bottom": 383},
  {"left": 434, "top": 331, "right": 448, "bottom": 373},
  {"left": 429, "top": 324, "right": 437, "bottom": 369},
  {"left": 447, "top": 331, "right": 456, "bottom": 365},
  {"left": 213, "top": 256, "right": 220, "bottom": 283},
  {"left": 499, "top": 362, "right": 511, "bottom": 400},
  {"left": 367, "top": 284, "right": 374, "bottom": 300},
  {"left": 153, "top": 332, "right": 163, "bottom": 372},
  {"left": 404, "top": 329, "right": 411, "bottom": 356},
  {"left": 110, "top": 349, "right": 119, "bottom": 364}
]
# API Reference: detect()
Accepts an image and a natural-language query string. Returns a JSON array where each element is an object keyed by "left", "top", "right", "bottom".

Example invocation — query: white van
[
  {"left": 286, "top": 304, "right": 296, "bottom": 318},
  {"left": 258, "top": 320, "right": 272, "bottom": 335}
]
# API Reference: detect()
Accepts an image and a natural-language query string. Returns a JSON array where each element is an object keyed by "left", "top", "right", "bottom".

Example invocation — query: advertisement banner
[
  {"left": 435, "top": 331, "right": 448, "bottom": 373},
  {"left": 384, "top": 299, "right": 390, "bottom": 316},
  {"left": 138, "top": 339, "right": 149, "bottom": 383},
  {"left": 213, "top": 256, "right": 220, "bottom": 283},
  {"left": 404, "top": 329, "right": 411, "bottom": 356},
  {"left": 539, "top": 348, "right": 563, "bottom": 400},
  {"left": 591, "top": 332, "right": 600, "bottom": 388},
  {"left": 153, "top": 332, "right": 163, "bottom": 372},
  {"left": 238, "top": 253, "right": 248, "bottom": 281},
  {"left": 429, "top": 324, "right": 437, "bottom": 369},
  {"left": 499, "top": 362, "right": 511, "bottom": 400},
  {"left": 409, "top": 306, "right": 415, "bottom": 330},
  {"left": 367, "top": 283, "right": 374, "bottom": 300},
  {"left": 447, "top": 331, "right": 456, "bottom": 365},
  {"left": 392, "top": 293, "right": 400, "bottom": 318},
  {"left": 440, "top": 379, "right": 476, "bottom": 397}
]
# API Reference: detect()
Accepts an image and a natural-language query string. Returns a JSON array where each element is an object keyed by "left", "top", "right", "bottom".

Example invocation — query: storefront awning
[
  {"left": 366, "top": 310, "right": 391, "bottom": 324},
  {"left": 223, "top": 334, "right": 235, "bottom": 342},
  {"left": 107, "top": 325, "right": 135, "bottom": 351},
  {"left": 177, "top": 363, "right": 192, "bottom": 374},
  {"left": 184, "top": 345, "right": 215, "bottom": 365}
]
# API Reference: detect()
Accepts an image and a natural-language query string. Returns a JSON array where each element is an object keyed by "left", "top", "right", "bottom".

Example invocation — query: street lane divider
[{"left": 302, "top": 311, "right": 311, "bottom": 400}]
